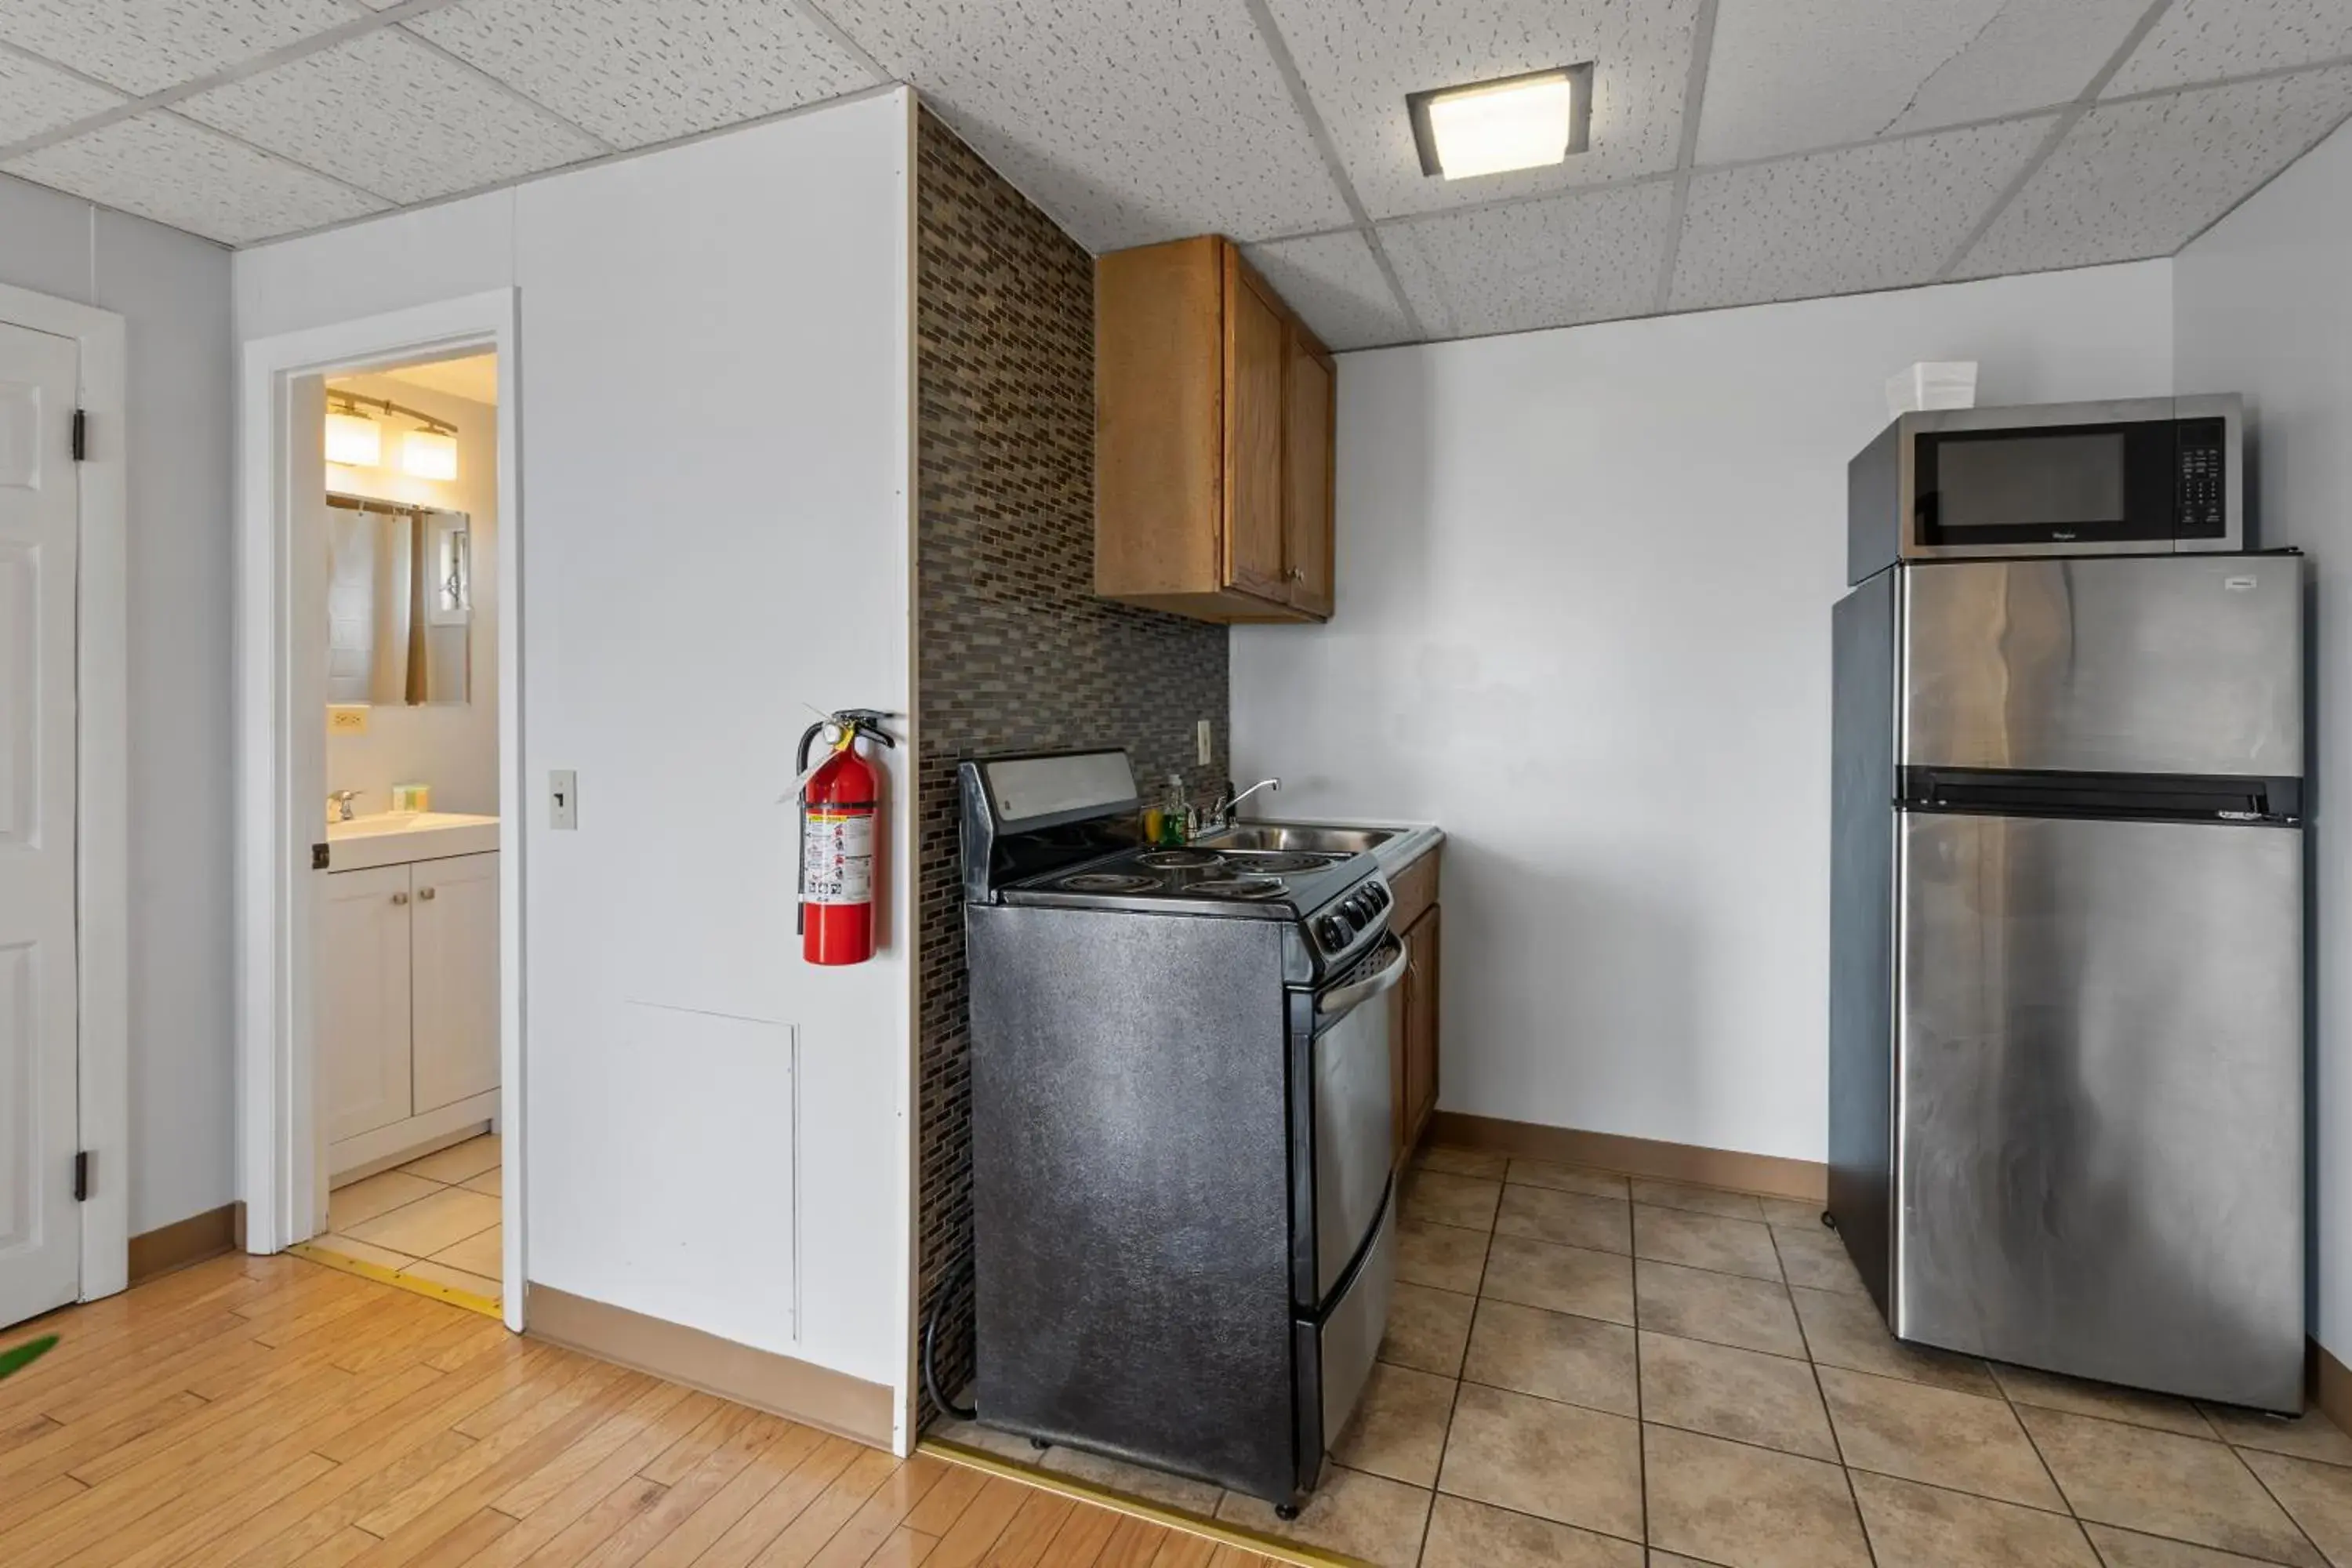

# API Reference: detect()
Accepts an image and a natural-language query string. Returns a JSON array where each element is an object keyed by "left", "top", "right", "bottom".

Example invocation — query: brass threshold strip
[
  {"left": 919, "top": 1438, "right": 1370, "bottom": 1568},
  {"left": 288, "top": 1239, "right": 504, "bottom": 1322}
]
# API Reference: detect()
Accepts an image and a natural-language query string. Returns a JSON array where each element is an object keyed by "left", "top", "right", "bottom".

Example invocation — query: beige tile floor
[
  {"left": 312, "top": 1131, "right": 503, "bottom": 1298},
  {"left": 938, "top": 1144, "right": 2352, "bottom": 1568}
]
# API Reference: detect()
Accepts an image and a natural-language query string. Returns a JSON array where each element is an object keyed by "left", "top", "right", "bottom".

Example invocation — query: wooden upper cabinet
[
  {"left": 1096, "top": 235, "right": 1337, "bottom": 622},
  {"left": 1285, "top": 335, "right": 1336, "bottom": 619}
]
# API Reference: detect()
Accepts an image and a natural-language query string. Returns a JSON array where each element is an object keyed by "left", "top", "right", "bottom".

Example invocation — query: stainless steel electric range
[{"left": 958, "top": 750, "right": 1400, "bottom": 1512}]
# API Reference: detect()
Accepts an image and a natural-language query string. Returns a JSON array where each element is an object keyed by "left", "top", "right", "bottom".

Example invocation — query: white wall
[
  {"left": 0, "top": 174, "right": 237, "bottom": 1236},
  {"left": 2176, "top": 117, "right": 2352, "bottom": 1362},
  {"left": 236, "top": 89, "right": 916, "bottom": 1415},
  {"left": 1233, "top": 262, "right": 2176, "bottom": 1164},
  {"left": 321, "top": 371, "right": 500, "bottom": 815}
]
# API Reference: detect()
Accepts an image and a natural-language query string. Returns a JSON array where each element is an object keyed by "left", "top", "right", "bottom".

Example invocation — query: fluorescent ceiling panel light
[
  {"left": 325, "top": 409, "right": 380, "bottom": 466},
  {"left": 1409, "top": 64, "right": 1593, "bottom": 180},
  {"left": 402, "top": 426, "right": 459, "bottom": 481}
]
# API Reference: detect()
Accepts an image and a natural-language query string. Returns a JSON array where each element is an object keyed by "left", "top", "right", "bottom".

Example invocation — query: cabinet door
[
  {"left": 1404, "top": 909, "right": 1440, "bottom": 1146},
  {"left": 1285, "top": 332, "right": 1336, "bottom": 618},
  {"left": 410, "top": 851, "right": 500, "bottom": 1114},
  {"left": 1225, "top": 262, "right": 1290, "bottom": 604},
  {"left": 321, "top": 865, "right": 414, "bottom": 1145}
]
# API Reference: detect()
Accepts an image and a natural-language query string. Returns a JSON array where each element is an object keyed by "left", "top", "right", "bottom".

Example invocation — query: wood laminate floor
[{"left": 0, "top": 1252, "right": 1292, "bottom": 1568}]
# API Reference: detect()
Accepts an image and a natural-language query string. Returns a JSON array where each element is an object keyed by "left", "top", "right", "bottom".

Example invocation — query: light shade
[
  {"left": 1410, "top": 64, "right": 1592, "bottom": 180},
  {"left": 325, "top": 410, "right": 380, "bottom": 466},
  {"left": 402, "top": 427, "right": 458, "bottom": 481}
]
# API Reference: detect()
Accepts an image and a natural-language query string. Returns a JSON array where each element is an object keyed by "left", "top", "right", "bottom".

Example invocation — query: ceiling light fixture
[{"left": 1409, "top": 64, "right": 1593, "bottom": 180}]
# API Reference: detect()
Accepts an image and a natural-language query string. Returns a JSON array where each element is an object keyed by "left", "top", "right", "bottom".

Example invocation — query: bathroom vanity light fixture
[
  {"left": 401, "top": 427, "right": 459, "bottom": 481},
  {"left": 326, "top": 389, "right": 459, "bottom": 478},
  {"left": 324, "top": 406, "right": 381, "bottom": 466},
  {"left": 1409, "top": 64, "right": 1593, "bottom": 179}
]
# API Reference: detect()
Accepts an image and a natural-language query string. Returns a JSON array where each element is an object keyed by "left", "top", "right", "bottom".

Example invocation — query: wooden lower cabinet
[{"left": 1392, "top": 904, "right": 1441, "bottom": 1164}]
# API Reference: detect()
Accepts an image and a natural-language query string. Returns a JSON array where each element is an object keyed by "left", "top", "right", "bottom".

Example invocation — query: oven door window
[{"left": 1916, "top": 422, "right": 2176, "bottom": 546}]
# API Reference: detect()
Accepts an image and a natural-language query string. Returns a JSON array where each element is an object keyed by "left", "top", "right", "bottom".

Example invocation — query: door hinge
[
  {"left": 71, "top": 409, "right": 87, "bottom": 463},
  {"left": 72, "top": 1151, "right": 90, "bottom": 1203},
  {"left": 313, "top": 842, "right": 331, "bottom": 871}
]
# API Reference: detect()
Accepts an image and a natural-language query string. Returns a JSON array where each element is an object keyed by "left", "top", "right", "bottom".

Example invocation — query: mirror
[{"left": 325, "top": 492, "right": 471, "bottom": 706}]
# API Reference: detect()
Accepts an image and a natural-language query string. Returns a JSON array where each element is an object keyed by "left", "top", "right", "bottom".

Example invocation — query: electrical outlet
[
  {"left": 328, "top": 704, "right": 368, "bottom": 735},
  {"left": 1196, "top": 719, "right": 1213, "bottom": 767},
  {"left": 550, "top": 770, "right": 578, "bottom": 830}
]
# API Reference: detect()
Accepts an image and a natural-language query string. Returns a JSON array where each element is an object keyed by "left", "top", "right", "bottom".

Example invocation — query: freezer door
[
  {"left": 1901, "top": 555, "right": 2301, "bottom": 778},
  {"left": 1893, "top": 811, "right": 2303, "bottom": 1408}
]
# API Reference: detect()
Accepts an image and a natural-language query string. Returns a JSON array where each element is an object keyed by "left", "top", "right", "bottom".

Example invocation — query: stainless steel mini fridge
[{"left": 1829, "top": 552, "right": 2306, "bottom": 1410}]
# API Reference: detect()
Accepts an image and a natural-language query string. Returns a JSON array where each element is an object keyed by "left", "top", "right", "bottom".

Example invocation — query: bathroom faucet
[
  {"left": 1210, "top": 777, "right": 1279, "bottom": 831},
  {"left": 328, "top": 789, "right": 361, "bottom": 822}
]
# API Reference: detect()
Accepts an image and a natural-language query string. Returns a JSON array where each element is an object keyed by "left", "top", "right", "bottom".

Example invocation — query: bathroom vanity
[{"left": 321, "top": 813, "right": 500, "bottom": 1178}]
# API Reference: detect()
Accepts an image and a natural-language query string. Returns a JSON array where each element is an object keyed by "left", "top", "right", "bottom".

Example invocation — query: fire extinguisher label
[{"left": 804, "top": 811, "right": 874, "bottom": 906}]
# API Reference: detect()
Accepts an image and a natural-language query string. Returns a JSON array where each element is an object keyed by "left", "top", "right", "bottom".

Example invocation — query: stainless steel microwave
[{"left": 1846, "top": 394, "right": 2244, "bottom": 585}]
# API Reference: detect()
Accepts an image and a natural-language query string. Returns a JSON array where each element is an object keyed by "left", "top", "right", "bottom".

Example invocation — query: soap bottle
[{"left": 1160, "top": 774, "right": 1189, "bottom": 846}]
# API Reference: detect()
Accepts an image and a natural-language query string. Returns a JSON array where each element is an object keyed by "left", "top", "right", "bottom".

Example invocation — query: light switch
[
  {"left": 328, "top": 704, "right": 368, "bottom": 735},
  {"left": 550, "top": 770, "right": 577, "bottom": 830}
]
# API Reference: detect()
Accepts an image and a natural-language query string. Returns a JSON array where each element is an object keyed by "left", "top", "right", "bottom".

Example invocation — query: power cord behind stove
[{"left": 921, "top": 1258, "right": 978, "bottom": 1421}]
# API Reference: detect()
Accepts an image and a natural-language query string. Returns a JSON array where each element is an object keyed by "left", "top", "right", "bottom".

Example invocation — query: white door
[
  {"left": 321, "top": 865, "right": 413, "bottom": 1146},
  {"left": 0, "top": 320, "right": 81, "bottom": 1327},
  {"left": 411, "top": 851, "right": 499, "bottom": 1114}
]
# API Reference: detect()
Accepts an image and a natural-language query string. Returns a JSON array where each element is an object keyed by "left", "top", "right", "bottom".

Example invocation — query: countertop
[{"left": 1371, "top": 822, "right": 1444, "bottom": 876}]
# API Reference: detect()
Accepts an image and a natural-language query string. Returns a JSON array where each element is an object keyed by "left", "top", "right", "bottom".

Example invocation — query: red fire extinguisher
[{"left": 795, "top": 709, "right": 897, "bottom": 965}]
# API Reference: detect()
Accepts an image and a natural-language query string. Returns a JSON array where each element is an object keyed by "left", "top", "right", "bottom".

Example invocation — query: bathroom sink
[
  {"left": 1200, "top": 822, "right": 1396, "bottom": 855},
  {"left": 325, "top": 811, "right": 499, "bottom": 870}
]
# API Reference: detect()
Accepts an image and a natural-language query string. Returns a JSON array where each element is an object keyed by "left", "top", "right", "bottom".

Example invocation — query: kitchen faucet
[{"left": 1209, "top": 777, "right": 1279, "bottom": 832}]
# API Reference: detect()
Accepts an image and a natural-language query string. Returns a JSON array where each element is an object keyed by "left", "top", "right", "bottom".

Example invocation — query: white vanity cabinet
[{"left": 321, "top": 848, "right": 499, "bottom": 1175}]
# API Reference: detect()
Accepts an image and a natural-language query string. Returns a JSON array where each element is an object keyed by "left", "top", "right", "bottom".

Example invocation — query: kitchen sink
[{"left": 1202, "top": 823, "right": 1396, "bottom": 855}]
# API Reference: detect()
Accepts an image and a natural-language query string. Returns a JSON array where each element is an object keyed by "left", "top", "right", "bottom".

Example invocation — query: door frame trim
[
  {"left": 235, "top": 290, "right": 524, "bottom": 1330},
  {"left": 0, "top": 281, "right": 129, "bottom": 1308}
]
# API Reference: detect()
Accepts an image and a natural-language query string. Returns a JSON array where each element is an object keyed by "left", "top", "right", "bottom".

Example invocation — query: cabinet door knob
[
  {"left": 418, "top": 886, "right": 436, "bottom": 901},
  {"left": 390, "top": 891, "right": 409, "bottom": 906}
]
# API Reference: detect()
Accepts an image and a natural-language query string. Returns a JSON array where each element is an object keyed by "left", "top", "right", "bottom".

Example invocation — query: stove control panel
[{"left": 1315, "top": 876, "right": 1392, "bottom": 956}]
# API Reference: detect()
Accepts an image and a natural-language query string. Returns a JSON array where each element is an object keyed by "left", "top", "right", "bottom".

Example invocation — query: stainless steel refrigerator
[{"left": 1829, "top": 552, "right": 2306, "bottom": 1410}]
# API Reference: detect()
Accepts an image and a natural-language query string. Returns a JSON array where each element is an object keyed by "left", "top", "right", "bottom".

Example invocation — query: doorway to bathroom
[
  {"left": 237, "top": 292, "right": 523, "bottom": 1328},
  {"left": 299, "top": 350, "right": 506, "bottom": 1313}
]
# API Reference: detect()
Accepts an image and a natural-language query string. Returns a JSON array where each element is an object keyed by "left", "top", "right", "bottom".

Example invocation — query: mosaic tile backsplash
[{"left": 914, "top": 108, "right": 1230, "bottom": 1419}]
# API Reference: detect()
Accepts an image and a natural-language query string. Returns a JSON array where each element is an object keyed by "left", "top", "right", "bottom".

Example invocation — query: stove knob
[
  {"left": 1319, "top": 916, "right": 1350, "bottom": 949},
  {"left": 1343, "top": 897, "right": 1367, "bottom": 926}
]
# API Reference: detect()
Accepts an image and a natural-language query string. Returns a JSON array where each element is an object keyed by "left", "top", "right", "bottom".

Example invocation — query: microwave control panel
[{"left": 2177, "top": 417, "right": 2228, "bottom": 539}]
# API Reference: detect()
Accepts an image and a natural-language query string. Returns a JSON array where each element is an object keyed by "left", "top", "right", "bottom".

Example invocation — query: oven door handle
[{"left": 1318, "top": 936, "right": 1408, "bottom": 1018}]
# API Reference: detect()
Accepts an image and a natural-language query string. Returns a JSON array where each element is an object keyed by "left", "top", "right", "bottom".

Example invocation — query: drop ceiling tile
[
  {"left": 1670, "top": 118, "right": 2053, "bottom": 312},
  {"left": 1265, "top": 0, "right": 1701, "bottom": 221},
  {"left": 2, "top": 110, "right": 383, "bottom": 244},
  {"left": 1961, "top": 68, "right": 2352, "bottom": 278},
  {"left": 2106, "top": 0, "right": 2352, "bottom": 97},
  {"left": 1697, "top": 0, "right": 2146, "bottom": 164},
  {"left": 1377, "top": 181, "right": 1675, "bottom": 340},
  {"left": 177, "top": 27, "right": 604, "bottom": 206},
  {"left": 404, "top": 0, "right": 879, "bottom": 151},
  {"left": 0, "top": 0, "right": 356, "bottom": 97},
  {"left": 818, "top": 0, "right": 1348, "bottom": 251},
  {"left": 1240, "top": 230, "right": 1415, "bottom": 350},
  {"left": 0, "top": 49, "right": 127, "bottom": 150}
]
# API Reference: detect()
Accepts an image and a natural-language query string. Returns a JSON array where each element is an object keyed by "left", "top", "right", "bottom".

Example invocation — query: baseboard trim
[
  {"left": 128, "top": 1203, "right": 244, "bottom": 1287},
  {"left": 1430, "top": 1112, "right": 1828, "bottom": 1202},
  {"left": 526, "top": 1283, "right": 895, "bottom": 1450}
]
